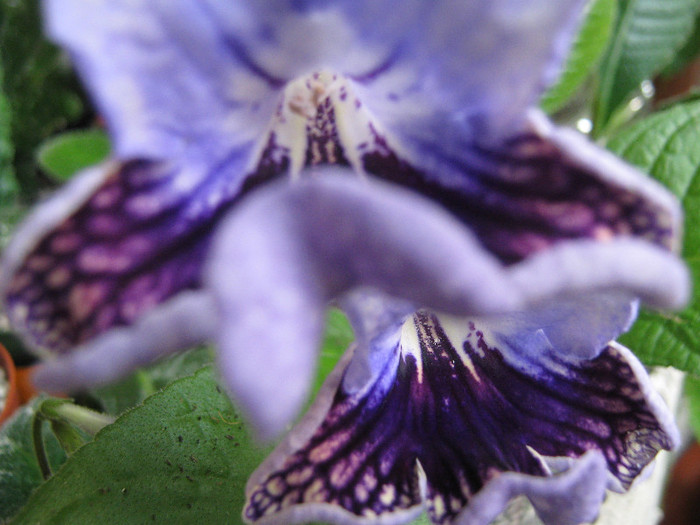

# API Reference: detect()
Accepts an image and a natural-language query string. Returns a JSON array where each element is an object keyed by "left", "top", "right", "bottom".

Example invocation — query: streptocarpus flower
[{"left": 0, "top": 1, "right": 689, "bottom": 524}]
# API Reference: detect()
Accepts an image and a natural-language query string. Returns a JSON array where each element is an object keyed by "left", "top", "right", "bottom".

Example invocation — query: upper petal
[
  {"left": 44, "top": 0, "right": 282, "bottom": 162},
  {"left": 44, "top": 1, "right": 586, "bottom": 161},
  {"left": 351, "top": 0, "right": 587, "bottom": 145}
]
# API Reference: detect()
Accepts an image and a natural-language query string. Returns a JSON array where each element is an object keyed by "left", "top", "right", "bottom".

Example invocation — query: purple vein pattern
[{"left": 246, "top": 312, "right": 676, "bottom": 524}]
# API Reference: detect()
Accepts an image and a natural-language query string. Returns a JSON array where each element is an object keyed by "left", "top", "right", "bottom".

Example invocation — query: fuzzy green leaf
[
  {"left": 595, "top": 0, "right": 699, "bottom": 130},
  {"left": 0, "top": 398, "right": 68, "bottom": 521},
  {"left": 608, "top": 96, "right": 700, "bottom": 375},
  {"left": 0, "top": 0, "right": 86, "bottom": 197},
  {"left": 37, "top": 129, "right": 111, "bottom": 181},
  {"left": 541, "top": 0, "right": 617, "bottom": 114},
  {"left": 686, "top": 375, "right": 700, "bottom": 438},
  {"left": 12, "top": 367, "right": 272, "bottom": 524}
]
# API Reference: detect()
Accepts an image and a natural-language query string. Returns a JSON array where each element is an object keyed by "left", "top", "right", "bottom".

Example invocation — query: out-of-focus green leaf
[
  {"left": 595, "top": 0, "right": 699, "bottom": 131},
  {"left": 312, "top": 308, "right": 353, "bottom": 396},
  {"left": 92, "top": 346, "right": 216, "bottom": 416},
  {"left": 686, "top": 375, "right": 700, "bottom": 438},
  {"left": 541, "top": 0, "right": 617, "bottom": 114},
  {"left": 662, "top": 8, "right": 700, "bottom": 77},
  {"left": 37, "top": 129, "right": 110, "bottom": 181},
  {"left": 0, "top": 60, "right": 17, "bottom": 204},
  {"left": 0, "top": 397, "right": 68, "bottom": 521},
  {"left": 608, "top": 96, "right": 700, "bottom": 375},
  {"left": 12, "top": 367, "right": 271, "bottom": 525},
  {"left": 0, "top": 0, "right": 86, "bottom": 197}
]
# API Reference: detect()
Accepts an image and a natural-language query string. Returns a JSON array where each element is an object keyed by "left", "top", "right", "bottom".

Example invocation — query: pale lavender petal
[
  {"left": 32, "top": 291, "right": 216, "bottom": 393},
  {"left": 336, "top": 290, "right": 415, "bottom": 395},
  {"left": 206, "top": 172, "right": 687, "bottom": 436},
  {"left": 457, "top": 450, "right": 608, "bottom": 525},
  {"left": 352, "top": 1, "right": 587, "bottom": 144},
  {"left": 43, "top": 0, "right": 281, "bottom": 162},
  {"left": 206, "top": 171, "right": 518, "bottom": 439},
  {"left": 243, "top": 311, "right": 677, "bottom": 524},
  {"left": 508, "top": 238, "right": 690, "bottom": 311},
  {"left": 476, "top": 294, "right": 637, "bottom": 360},
  {"left": 44, "top": 1, "right": 585, "bottom": 162}
]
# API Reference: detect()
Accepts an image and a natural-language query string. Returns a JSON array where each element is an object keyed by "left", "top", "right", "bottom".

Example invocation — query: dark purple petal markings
[
  {"left": 361, "top": 128, "right": 675, "bottom": 263},
  {"left": 2, "top": 73, "right": 354, "bottom": 355},
  {"left": 245, "top": 312, "right": 676, "bottom": 524},
  {"left": 3, "top": 70, "right": 682, "bottom": 358},
  {"left": 4, "top": 153, "right": 285, "bottom": 353}
]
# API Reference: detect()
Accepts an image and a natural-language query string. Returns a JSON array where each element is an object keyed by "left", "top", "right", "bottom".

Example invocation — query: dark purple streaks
[
  {"left": 245, "top": 312, "right": 675, "bottom": 523},
  {"left": 6, "top": 150, "right": 285, "bottom": 353},
  {"left": 362, "top": 131, "right": 674, "bottom": 263}
]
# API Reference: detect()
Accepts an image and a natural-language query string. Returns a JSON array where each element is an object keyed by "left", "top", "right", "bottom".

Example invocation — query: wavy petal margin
[
  {"left": 44, "top": 1, "right": 587, "bottom": 160},
  {"left": 243, "top": 312, "right": 678, "bottom": 524},
  {"left": 206, "top": 173, "right": 687, "bottom": 436}
]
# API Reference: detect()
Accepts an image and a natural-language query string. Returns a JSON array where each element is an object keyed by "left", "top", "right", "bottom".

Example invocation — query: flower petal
[
  {"left": 361, "top": 110, "right": 683, "bottom": 266},
  {"left": 243, "top": 311, "right": 678, "bottom": 524},
  {"left": 0, "top": 154, "right": 281, "bottom": 356},
  {"left": 206, "top": 172, "right": 516, "bottom": 439},
  {"left": 206, "top": 172, "right": 687, "bottom": 437},
  {"left": 467, "top": 293, "right": 638, "bottom": 360},
  {"left": 351, "top": 0, "right": 587, "bottom": 142},
  {"left": 457, "top": 450, "right": 608, "bottom": 525},
  {"left": 44, "top": 1, "right": 585, "bottom": 161},
  {"left": 32, "top": 290, "right": 216, "bottom": 392},
  {"left": 44, "top": 0, "right": 282, "bottom": 161}
]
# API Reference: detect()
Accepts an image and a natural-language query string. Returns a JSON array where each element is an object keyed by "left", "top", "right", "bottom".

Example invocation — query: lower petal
[{"left": 244, "top": 310, "right": 678, "bottom": 525}]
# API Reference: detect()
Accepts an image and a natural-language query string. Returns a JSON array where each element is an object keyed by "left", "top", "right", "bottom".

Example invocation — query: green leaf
[
  {"left": 0, "top": 397, "right": 68, "bottom": 521},
  {"left": 7, "top": 311, "right": 352, "bottom": 524},
  {"left": 312, "top": 308, "right": 353, "bottom": 396},
  {"left": 608, "top": 96, "right": 700, "bottom": 374},
  {"left": 661, "top": 8, "right": 700, "bottom": 77},
  {"left": 12, "top": 367, "right": 272, "bottom": 524},
  {"left": 0, "top": 60, "right": 17, "bottom": 204},
  {"left": 595, "top": 0, "right": 699, "bottom": 130},
  {"left": 0, "top": 0, "right": 86, "bottom": 197},
  {"left": 686, "top": 375, "right": 700, "bottom": 438},
  {"left": 540, "top": 0, "right": 617, "bottom": 114},
  {"left": 92, "top": 346, "right": 216, "bottom": 416},
  {"left": 37, "top": 129, "right": 111, "bottom": 181}
]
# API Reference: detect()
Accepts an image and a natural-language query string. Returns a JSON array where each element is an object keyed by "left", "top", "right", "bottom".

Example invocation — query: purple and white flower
[{"left": 0, "top": 1, "right": 689, "bottom": 524}]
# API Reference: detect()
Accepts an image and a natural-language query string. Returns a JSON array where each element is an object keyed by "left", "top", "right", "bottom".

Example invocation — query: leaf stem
[{"left": 32, "top": 413, "right": 52, "bottom": 480}]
